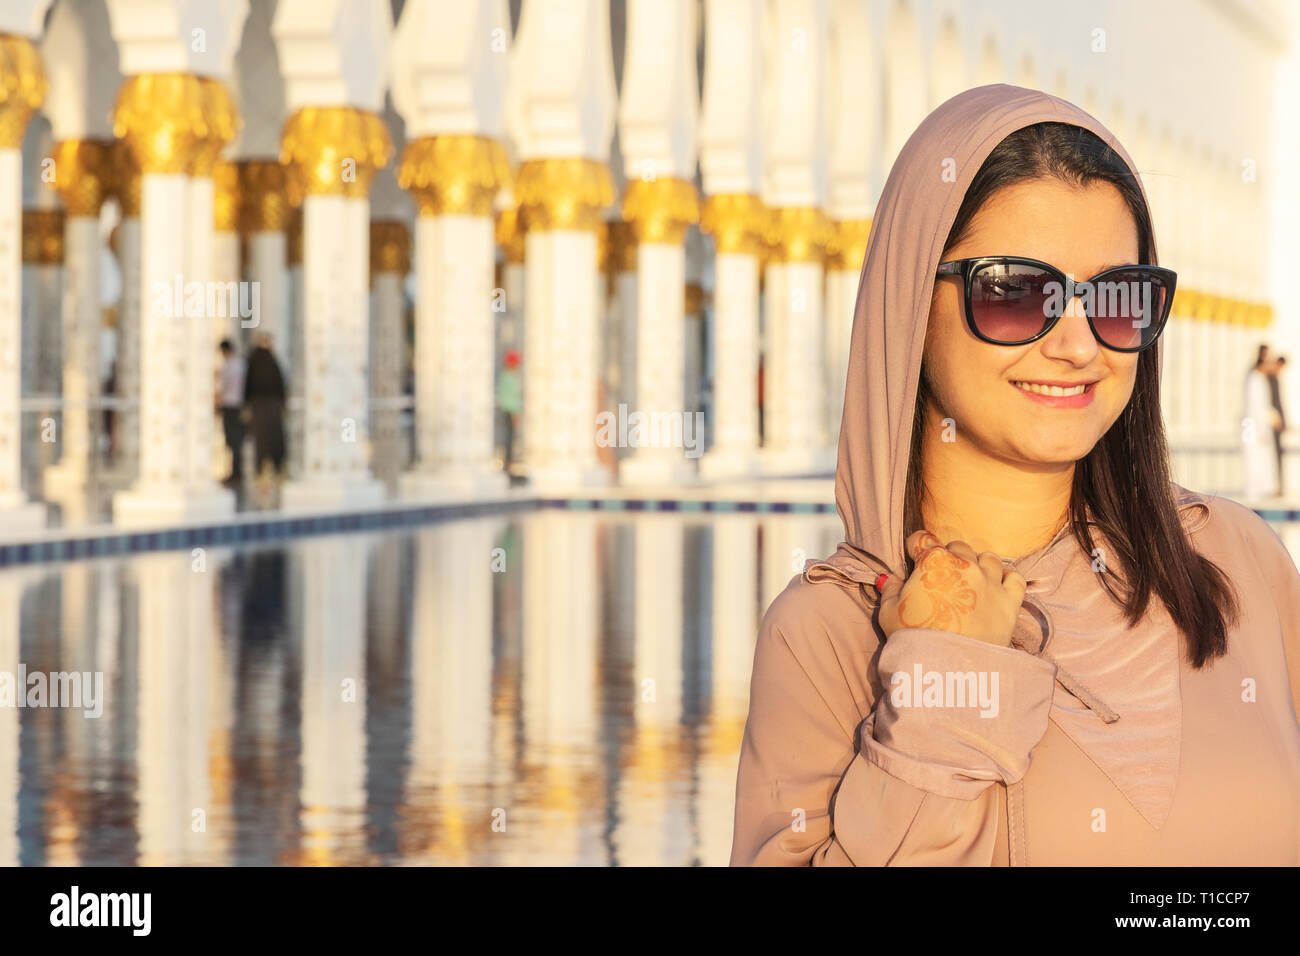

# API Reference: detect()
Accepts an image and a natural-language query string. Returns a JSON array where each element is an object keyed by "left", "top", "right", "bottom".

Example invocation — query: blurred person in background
[
  {"left": 1243, "top": 343, "right": 1277, "bottom": 500},
  {"left": 497, "top": 349, "right": 522, "bottom": 471},
  {"left": 217, "top": 338, "right": 246, "bottom": 486},
  {"left": 1268, "top": 354, "right": 1288, "bottom": 495},
  {"left": 244, "top": 332, "right": 286, "bottom": 499}
]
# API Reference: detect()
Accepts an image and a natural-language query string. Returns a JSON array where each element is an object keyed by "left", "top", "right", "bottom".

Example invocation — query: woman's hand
[{"left": 877, "top": 531, "right": 1027, "bottom": 647}]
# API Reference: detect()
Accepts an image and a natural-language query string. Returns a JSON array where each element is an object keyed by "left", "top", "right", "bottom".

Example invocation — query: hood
[{"left": 805, "top": 83, "right": 1205, "bottom": 591}]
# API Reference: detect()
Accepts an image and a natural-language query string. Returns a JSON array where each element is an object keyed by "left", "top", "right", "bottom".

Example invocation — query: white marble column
[
  {"left": 110, "top": 74, "right": 235, "bottom": 526},
  {"left": 508, "top": 0, "right": 617, "bottom": 492},
  {"left": 616, "top": 0, "right": 700, "bottom": 488},
  {"left": 110, "top": 204, "right": 141, "bottom": 484},
  {"left": 238, "top": 161, "right": 290, "bottom": 351},
  {"left": 285, "top": 210, "right": 304, "bottom": 478},
  {"left": 760, "top": 0, "right": 834, "bottom": 476},
  {"left": 369, "top": 220, "right": 408, "bottom": 482},
  {"left": 187, "top": 80, "right": 239, "bottom": 490},
  {"left": 392, "top": 2, "right": 514, "bottom": 498},
  {"left": 276, "top": 109, "right": 391, "bottom": 511},
  {"left": 41, "top": 209, "right": 102, "bottom": 494},
  {"left": 397, "top": 140, "right": 509, "bottom": 498},
  {"left": 699, "top": 197, "right": 764, "bottom": 479},
  {"left": 0, "top": 28, "right": 49, "bottom": 530},
  {"left": 697, "top": 0, "right": 764, "bottom": 480},
  {"left": 19, "top": 208, "right": 61, "bottom": 491}
]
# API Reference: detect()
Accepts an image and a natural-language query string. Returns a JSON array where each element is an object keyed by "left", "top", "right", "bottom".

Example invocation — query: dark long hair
[{"left": 904, "top": 122, "right": 1238, "bottom": 668}]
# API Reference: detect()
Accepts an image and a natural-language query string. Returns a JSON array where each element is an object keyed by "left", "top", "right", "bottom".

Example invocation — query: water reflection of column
[
  {"left": 44, "top": 562, "right": 95, "bottom": 864},
  {"left": 0, "top": 570, "right": 35, "bottom": 866},
  {"left": 760, "top": 514, "right": 824, "bottom": 612},
  {"left": 614, "top": 515, "right": 686, "bottom": 865},
  {"left": 297, "top": 536, "right": 368, "bottom": 864},
  {"left": 521, "top": 510, "right": 599, "bottom": 862},
  {"left": 135, "top": 553, "right": 215, "bottom": 864},
  {"left": 407, "top": 520, "right": 498, "bottom": 863},
  {"left": 699, "top": 514, "right": 758, "bottom": 864}
]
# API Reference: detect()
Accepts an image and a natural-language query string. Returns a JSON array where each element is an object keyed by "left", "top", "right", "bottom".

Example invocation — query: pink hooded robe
[{"left": 729, "top": 85, "right": 1300, "bottom": 866}]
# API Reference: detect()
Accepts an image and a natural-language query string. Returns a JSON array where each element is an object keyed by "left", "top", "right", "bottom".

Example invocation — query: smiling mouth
[{"left": 1011, "top": 381, "right": 1095, "bottom": 397}]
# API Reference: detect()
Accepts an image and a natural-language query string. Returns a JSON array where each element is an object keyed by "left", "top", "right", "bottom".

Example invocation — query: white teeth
[{"left": 1012, "top": 381, "right": 1088, "bottom": 397}]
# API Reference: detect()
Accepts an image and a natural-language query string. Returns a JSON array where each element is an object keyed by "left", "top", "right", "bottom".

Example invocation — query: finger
[
  {"left": 1001, "top": 568, "right": 1028, "bottom": 603},
  {"left": 977, "top": 551, "right": 1005, "bottom": 580},
  {"left": 906, "top": 530, "right": 942, "bottom": 562},
  {"left": 876, "top": 574, "right": 904, "bottom": 634},
  {"left": 944, "top": 539, "right": 979, "bottom": 565}
]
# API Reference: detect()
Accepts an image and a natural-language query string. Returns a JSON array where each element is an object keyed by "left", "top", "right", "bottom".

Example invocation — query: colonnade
[{"left": 0, "top": 0, "right": 1285, "bottom": 532}]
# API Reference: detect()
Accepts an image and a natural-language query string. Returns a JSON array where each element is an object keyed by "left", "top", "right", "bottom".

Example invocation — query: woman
[{"left": 731, "top": 85, "right": 1300, "bottom": 865}]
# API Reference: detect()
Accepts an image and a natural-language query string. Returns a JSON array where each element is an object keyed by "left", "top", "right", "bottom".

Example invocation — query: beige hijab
[{"left": 803, "top": 84, "right": 1210, "bottom": 829}]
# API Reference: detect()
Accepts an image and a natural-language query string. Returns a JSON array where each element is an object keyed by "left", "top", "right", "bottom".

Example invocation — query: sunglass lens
[
  {"left": 1087, "top": 269, "right": 1171, "bottom": 350},
  {"left": 969, "top": 263, "right": 1056, "bottom": 344}
]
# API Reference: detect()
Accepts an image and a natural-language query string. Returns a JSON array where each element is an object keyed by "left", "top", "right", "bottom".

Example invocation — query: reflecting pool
[{"left": 1, "top": 509, "right": 845, "bottom": 865}]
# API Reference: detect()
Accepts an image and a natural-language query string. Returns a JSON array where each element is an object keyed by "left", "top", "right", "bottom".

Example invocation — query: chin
[{"left": 1012, "top": 429, "right": 1104, "bottom": 465}]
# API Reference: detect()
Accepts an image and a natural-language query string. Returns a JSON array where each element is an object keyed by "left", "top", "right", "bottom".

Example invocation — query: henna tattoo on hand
[{"left": 898, "top": 548, "right": 977, "bottom": 630}]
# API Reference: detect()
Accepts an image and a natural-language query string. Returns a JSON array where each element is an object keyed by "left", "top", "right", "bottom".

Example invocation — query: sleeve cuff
[{"left": 860, "top": 627, "right": 1058, "bottom": 799}]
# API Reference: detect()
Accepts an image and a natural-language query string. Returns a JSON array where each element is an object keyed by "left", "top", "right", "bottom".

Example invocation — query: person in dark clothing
[
  {"left": 1268, "top": 354, "right": 1288, "bottom": 494},
  {"left": 243, "top": 333, "right": 286, "bottom": 477}
]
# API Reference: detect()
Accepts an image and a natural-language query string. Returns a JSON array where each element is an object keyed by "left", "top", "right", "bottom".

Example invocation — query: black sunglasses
[{"left": 935, "top": 256, "right": 1176, "bottom": 352}]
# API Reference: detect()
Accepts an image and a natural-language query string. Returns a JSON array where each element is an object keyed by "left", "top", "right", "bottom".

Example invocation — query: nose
[{"left": 1040, "top": 274, "right": 1100, "bottom": 365}]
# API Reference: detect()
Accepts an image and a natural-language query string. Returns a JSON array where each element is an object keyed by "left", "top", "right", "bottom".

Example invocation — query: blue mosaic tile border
[
  {"left": 10, "top": 495, "right": 1287, "bottom": 568},
  {"left": 0, "top": 497, "right": 540, "bottom": 567}
]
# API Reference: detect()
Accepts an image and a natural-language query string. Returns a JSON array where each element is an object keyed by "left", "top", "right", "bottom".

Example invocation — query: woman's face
[{"left": 922, "top": 177, "right": 1142, "bottom": 466}]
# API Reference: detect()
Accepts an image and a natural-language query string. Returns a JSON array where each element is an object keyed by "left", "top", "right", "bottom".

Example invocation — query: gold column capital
[
  {"left": 46, "top": 139, "right": 114, "bottom": 217},
  {"left": 280, "top": 106, "right": 392, "bottom": 202},
  {"left": 620, "top": 176, "right": 699, "bottom": 245},
  {"left": 766, "top": 206, "right": 833, "bottom": 264},
  {"left": 495, "top": 203, "right": 525, "bottom": 264},
  {"left": 0, "top": 34, "right": 46, "bottom": 149},
  {"left": 237, "top": 159, "right": 290, "bottom": 233},
  {"left": 399, "top": 134, "right": 510, "bottom": 217},
  {"left": 190, "top": 76, "right": 240, "bottom": 177},
  {"left": 514, "top": 158, "right": 613, "bottom": 233},
  {"left": 112, "top": 73, "right": 208, "bottom": 175},
  {"left": 212, "top": 159, "right": 240, "bottom": 231},
  {"left": 700, "top": 193, "right": 767, "bottom": 256},
  {"left": 825, "top": 218, "right": 872, "bottom": 271},
  {"left": 22, "top": 208, "right": 64, "bottom": 263}
]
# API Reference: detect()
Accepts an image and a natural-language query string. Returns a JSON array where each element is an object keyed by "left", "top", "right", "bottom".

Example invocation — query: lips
[{"left": 1010, "top": 379, "right": 1097, "bottom": 408}]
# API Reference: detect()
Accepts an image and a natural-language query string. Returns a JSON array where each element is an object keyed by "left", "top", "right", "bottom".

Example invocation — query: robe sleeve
[{"left": 730, "top": 583, "right": 1058, "bottom": 866}]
